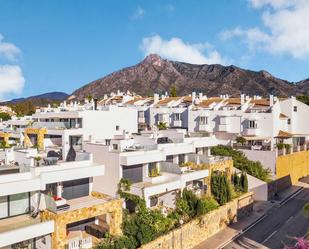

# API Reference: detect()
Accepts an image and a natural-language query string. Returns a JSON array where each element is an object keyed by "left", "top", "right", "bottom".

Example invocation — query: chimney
[
  {"left": 165, "top": 91, "right": 168, "bottom": 97},
  {"left": 192, "top": 92, "right": 196, "bottom": 103},
  {"left": 241, "top": 94, "right": 245, "bottom": 105},
  {"left": 154, "top": 93, "right": 159, "bottom": 104},
  {"left": 269, "top": 95, "right": 274, "bottom": 106},
  {"left": 94, "top": 98, "right": 98, "bottom": 110},
  {"left": 199, "top": 92, "right": 203, "bottom": 100}
]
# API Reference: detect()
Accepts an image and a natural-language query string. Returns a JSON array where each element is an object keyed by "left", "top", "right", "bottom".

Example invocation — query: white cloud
[
  {"left": 140, "top": 35, "right": 228, "bottom": 65},
  {"left": 0, "top": 65, "right": 25, "bottom": 99},
  {"left": 0, "top": 34, "right": 25, "bottom": 100},
  {"left": 132, "top": 6, "right": 145, "bottom": 20},
  {"left": 0, "top": 34, "right": 21, "bottom": 61},
  {"left": 221, "top": 0, "right": 309, "bottom": 58}
]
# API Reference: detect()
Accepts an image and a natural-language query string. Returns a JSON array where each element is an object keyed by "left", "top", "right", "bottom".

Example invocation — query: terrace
[{"left": 0, "top": 214, "right": 54, "bottom": 248}]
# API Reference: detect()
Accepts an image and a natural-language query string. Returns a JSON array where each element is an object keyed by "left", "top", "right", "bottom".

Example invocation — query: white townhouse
[
  {"left": 85, "top": 129, "right": 229, "bottom": 208},
  {"left": 28, "top": 101, "right": 137, "bottom": 160},
  {"left": 0, "top": 142, "right": 122, "bottom": 249}
]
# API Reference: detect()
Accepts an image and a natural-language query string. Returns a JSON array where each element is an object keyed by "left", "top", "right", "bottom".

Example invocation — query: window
[
  {"left": 174, "top": 113, "right": 181, "bottom": 121},
  {"left": 0, "top": 193, "right": 30, "bottom": 219},
  {"left": 248, "top": 120, "right": 257, "bottom": 129},
  {"left": 138, "top": 111, "right": 144, "bottom": 118},
  {"left": 105, "top": 139, "right": 111, "bottom": 146},
  {"left": 116, "top": 125, "right": 120, "bottom": 131},
  {"left": 287, "top": 119, "right": 291, "bottom": 125},
  {"left": 113, "top": 144, "right": 118, "bottom": 150},
  {"left": 293, "top": 106, "right": 297, "bottom": 112},
  {"left": 199, "top": 116, "right": 207, "bottom": 125}
]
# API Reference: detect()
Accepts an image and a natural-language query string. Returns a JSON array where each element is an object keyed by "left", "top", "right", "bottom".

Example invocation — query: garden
[
  {"left": 211, "top": 145, "right": 271, "bottom": 182},
  {"left": 95, "top": 171, "right": 248, "bottom": 249}
]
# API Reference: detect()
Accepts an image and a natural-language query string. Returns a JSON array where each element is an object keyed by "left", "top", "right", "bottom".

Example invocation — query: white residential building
[{"left": 85, "top": 129, "right": 229, "bottom": 208}]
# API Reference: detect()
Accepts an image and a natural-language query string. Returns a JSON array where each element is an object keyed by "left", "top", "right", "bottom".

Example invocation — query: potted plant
[{"left": 34, "top": 156, "right": 42, "bottom": 166}]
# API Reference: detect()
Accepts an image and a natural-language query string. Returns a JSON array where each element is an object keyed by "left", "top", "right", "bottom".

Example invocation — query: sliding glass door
[{"left": 0, "top": 192, "right": 30, "bottom": 219}]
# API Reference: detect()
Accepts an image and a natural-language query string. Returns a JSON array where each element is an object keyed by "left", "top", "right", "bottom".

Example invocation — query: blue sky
[{"left": 0, "top": 0, "right": 309, "bottom": 100}]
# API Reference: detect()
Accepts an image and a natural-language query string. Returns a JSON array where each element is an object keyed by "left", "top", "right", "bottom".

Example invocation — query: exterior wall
[
  {"left": 240, "top": 149, "right": 277, "bottom": 177},
  {"left": 140, "top": 193, "right": 253, "bottom": 249},
  {"left": 81, "top": 107, "right": 137, "bottom": 140},
  {"left": 41, "top": 197, "right": 123, "bottom": 249},
  {"left": 276, "top": 150, "right": 309, "bottom": 185},
  {"left": 84, "top": 143, "right": 121, "bottom": 197},
  {"left": 234, "top": 168, "right": 268, "bottom": 201}
]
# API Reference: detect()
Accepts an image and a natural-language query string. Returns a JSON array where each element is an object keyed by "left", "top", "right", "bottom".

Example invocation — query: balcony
[
  {"left": 172, "top": 120, "right": 182, "bottom": 127},
  {"left": 218, "top": 124, "right": 230, "bottom": 132},
  {"left": 0, "top": 215, "right": 54, "bottom": 248},
  {"left": 243, "top": 127, "right": 260, "bottom": 136},
  {"left": 197, "top": 123, "right": 209, "bottom": 132},
  {"left": 32, "top": 121, "right": 82, "bottom": 130}
]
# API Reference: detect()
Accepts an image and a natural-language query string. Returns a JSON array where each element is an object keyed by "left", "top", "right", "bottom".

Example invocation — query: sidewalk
[{"left": 194, "top": 184, "right": 305, "bottom": 249}]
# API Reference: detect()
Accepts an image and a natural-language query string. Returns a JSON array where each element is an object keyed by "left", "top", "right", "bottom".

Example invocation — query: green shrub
[
  {"left": 211, "top": 172, "right": 232, "bottom": 205},
  {"left": 196, "top": 197, "right": 219, "bottom": 216},
  {"left": 236, "top": 136, "right": 246, "bottom": 145},
  {"left": 277, "top": 143, "right": 291, "bottom": 150},
  {"left": 211, "top": 145, "right": 271, "bottom": 182}
]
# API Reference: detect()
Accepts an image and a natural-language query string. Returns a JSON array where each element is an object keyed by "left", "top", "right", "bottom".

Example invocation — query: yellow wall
[{"left": 276, "top": 150, "right": 309, "bottom": 185}]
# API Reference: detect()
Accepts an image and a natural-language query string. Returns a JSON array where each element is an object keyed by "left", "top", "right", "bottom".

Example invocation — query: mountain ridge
[{"left": 65, "top": 55, "right": 309, "bottom": 100}]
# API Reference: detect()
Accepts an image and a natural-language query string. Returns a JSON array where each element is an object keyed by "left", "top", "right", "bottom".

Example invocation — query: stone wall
[
  {"left": 140, "top": 192, "right": 253, "bottom": 249},
  {"left": 41, "top": 197, "right": 123, "bottom": 249}
]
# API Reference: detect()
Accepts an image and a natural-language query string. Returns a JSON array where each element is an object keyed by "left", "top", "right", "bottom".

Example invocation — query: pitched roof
[
  {"left": 225, "top": 98, "right": 241, "bottom": 106},
  {"left": 156, "top": 97, "right": 182, "bottom": 106},
  {"left": 279, "top": 113, "right": 288, "bottom": 119},
  {"left": 197, "top": 97, "right": 222, "bottom": 108},
  {"left": 251, "top": 99, "right": 270, "bottom": 107},
  {"left": 276, "top": 130, "right": 293, "bottom": 138}
]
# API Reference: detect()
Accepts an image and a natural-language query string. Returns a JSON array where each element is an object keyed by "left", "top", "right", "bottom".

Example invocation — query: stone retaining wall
[{"left": 140, "top": 192, "right": 253, "bottom": 249}]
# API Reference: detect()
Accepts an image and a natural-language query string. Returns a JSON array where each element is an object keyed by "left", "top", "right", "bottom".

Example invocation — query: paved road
[{"left": 223, "top": 188, "right": 309, "bottom": 249}]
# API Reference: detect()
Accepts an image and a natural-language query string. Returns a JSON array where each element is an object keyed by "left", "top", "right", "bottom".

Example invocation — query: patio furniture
[
  {"left": 43, "top": 157, "right": 58, "bottom": 165},
  {"left": 85, "top": 223, "right": 107, "bottom": 239},
  {"left": 56, "top": 204, "right": 70, "bottom": 211}
]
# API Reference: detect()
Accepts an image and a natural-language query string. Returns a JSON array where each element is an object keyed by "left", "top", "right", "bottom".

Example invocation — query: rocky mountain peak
[{"left": 70, "top": 56, "right": 309, "bottom": 100}]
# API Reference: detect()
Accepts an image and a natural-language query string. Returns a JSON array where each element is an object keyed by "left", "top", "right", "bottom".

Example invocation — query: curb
[{"left": 217, "top": 187, "right": 305, "bottom": 249}]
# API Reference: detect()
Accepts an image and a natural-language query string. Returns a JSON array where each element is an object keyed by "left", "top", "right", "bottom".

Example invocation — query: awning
[{"left": 243, "top": 136, "right": 271, "bottom": 141}]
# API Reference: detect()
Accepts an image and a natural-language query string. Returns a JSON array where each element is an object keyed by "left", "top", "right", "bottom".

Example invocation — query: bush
[
  {"left": 157, "top": 122, "right": 168, "bottom": 130},
  {"left": 211, "top": 145, "right": 271, "bottom": 182},
  {"left": 277, "top": 143, "right": 291, "bottom": 150},
  {"left": 211, "top": 172, "right": 232, "bottom": 205},
  {"left": 0, "top": 112, "right": 11, "bottom": 121},
  {"left": 232, "top": 172, "right": 248, "bottom": 193},
  {"left": 236, "top": 136, "right": 246, "bottom": 145},
  {"left": 196, "top": 197, "right": 219, "bottom": 216},
  {"left": 95, "top": 235, "right": 136, "bottom": 249}
]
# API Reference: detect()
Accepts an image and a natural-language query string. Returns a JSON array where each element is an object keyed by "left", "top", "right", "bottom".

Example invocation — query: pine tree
[
  {"left": 170, "top": 85, "right": 177, "bottom": 97},
  {"left": 241, "top": 172, "right": 248, "bottom": 193}
]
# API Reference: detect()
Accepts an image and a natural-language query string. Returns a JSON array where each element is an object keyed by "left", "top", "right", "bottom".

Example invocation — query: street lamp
[{"left": 179, "top": 219, "right": 184, "bottom": 249}]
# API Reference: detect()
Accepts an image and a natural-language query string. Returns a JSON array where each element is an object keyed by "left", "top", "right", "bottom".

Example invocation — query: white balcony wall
[{"left": 0, "top": 220, "right": 54, "bottom": 247}]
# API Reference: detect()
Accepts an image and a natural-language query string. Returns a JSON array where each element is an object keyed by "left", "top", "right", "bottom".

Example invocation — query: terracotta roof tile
[{"left": 197, "top": 97, "right": 222, "bottom": 108}]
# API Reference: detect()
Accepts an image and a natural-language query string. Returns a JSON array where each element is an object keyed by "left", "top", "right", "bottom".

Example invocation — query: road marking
[{"left": 262, "top": 230, "right": 278, "bottom": 244}]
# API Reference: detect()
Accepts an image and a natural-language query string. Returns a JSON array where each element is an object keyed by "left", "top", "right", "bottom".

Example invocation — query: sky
[{"left": 0, "top": 0, "right": 309, "bottom": 100}]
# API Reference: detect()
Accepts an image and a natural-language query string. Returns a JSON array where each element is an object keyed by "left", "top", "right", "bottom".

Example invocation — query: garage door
[
  {"left": 62, "top": 178, "right": 89, "bottom": 200},
  {"left": 122, "top": 165, "right": 143, "bottom": 183}
]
